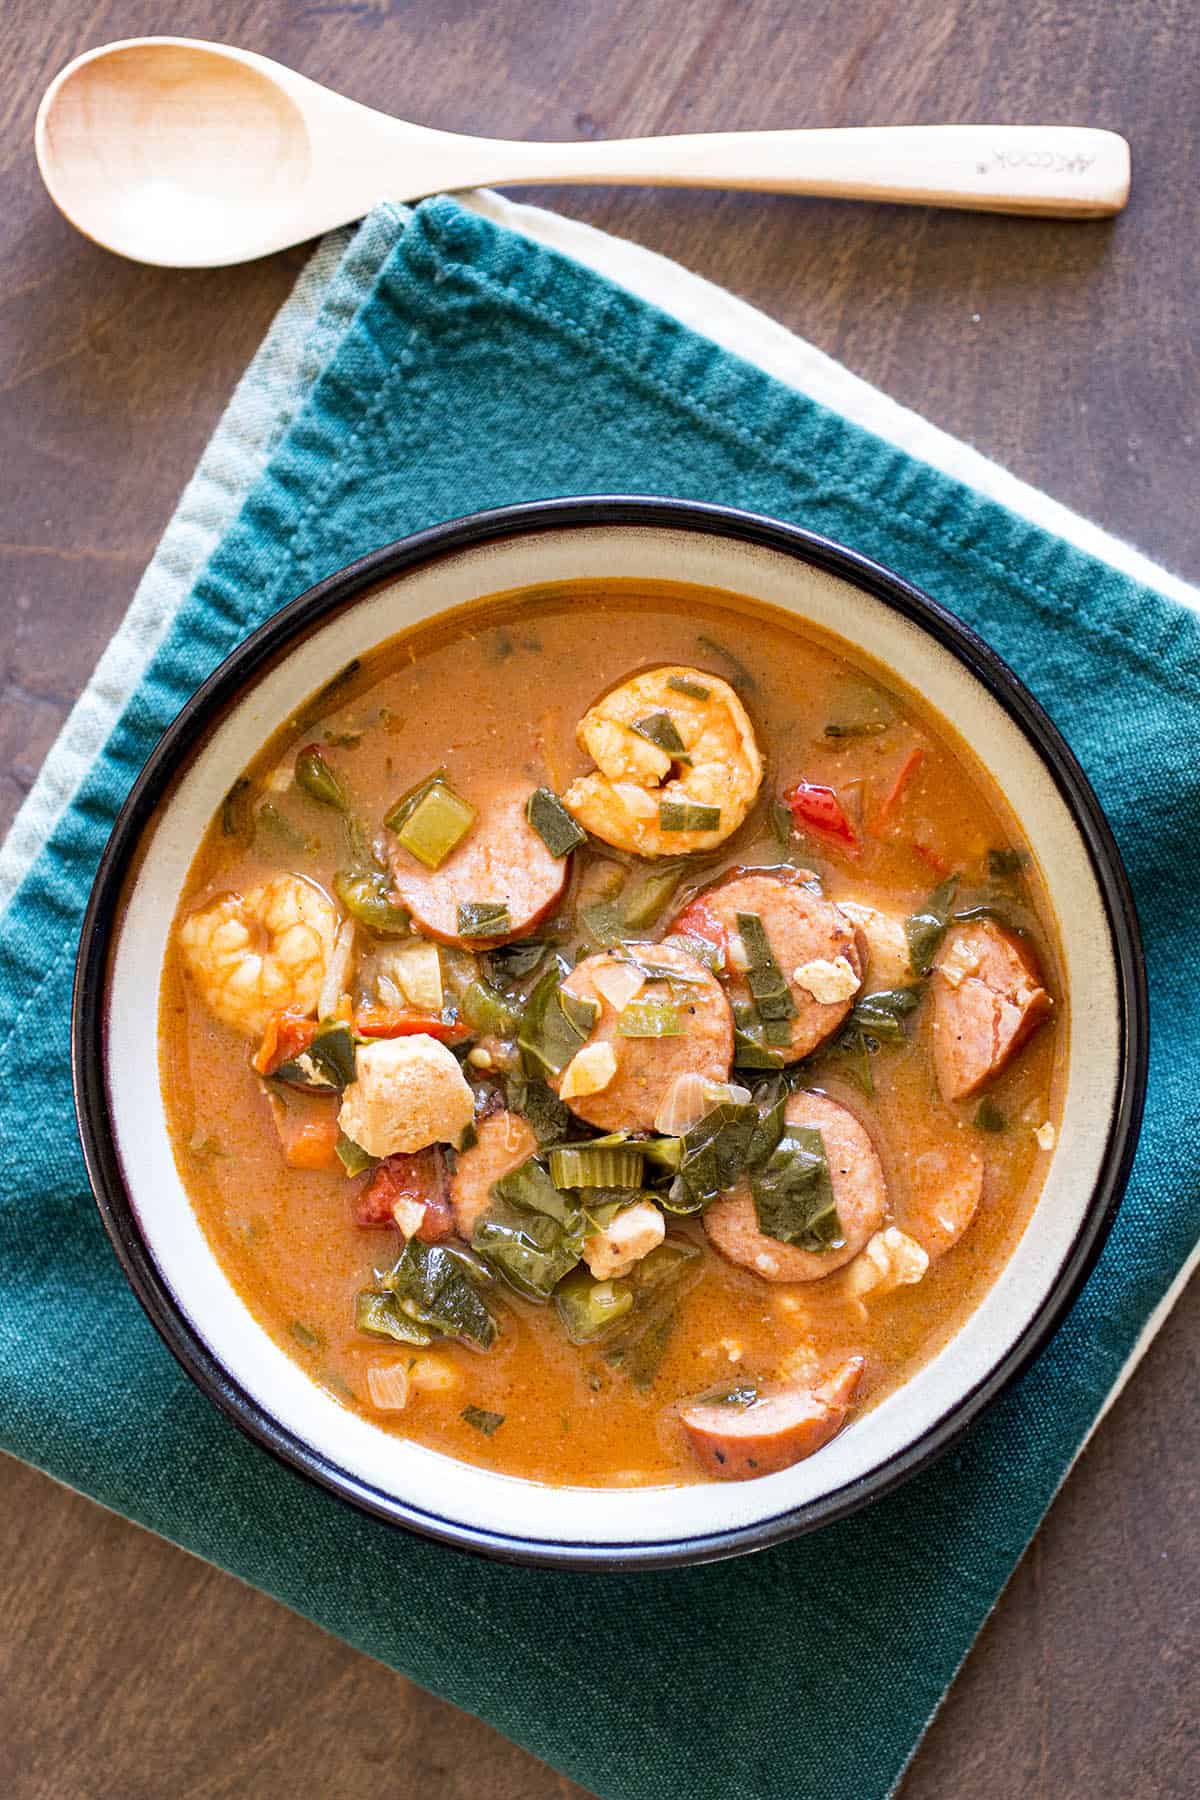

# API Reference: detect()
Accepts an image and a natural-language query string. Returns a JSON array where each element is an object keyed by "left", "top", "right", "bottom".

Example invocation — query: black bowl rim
[{"left": 72, "top": 495, "right": 1148, "bottom": 1572}]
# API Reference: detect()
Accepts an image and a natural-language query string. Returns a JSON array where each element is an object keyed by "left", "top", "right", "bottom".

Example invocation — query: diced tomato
[
  {"left": 354, "top": 1148, "right": 451, "bottom": 1232},
  {"left": 281, "top": 1111, "right": 340, "bottom": 1171},
  {"left": 253, "top": 1011, "right": 318, "bottom": 1076},
  {"left": 670, "top": 895, "right": 729, "bottom": 958},
  {"left": 354, "top": 1007, "right": 471, "bottom": 1046},
  {"left": 783, "top": 781, "right": 860, "bottom": 855},
  {"left": 874, "top": 748, "right": 926, "bottom": 832},
  {"left": 913, "top": 839, "right": 951, "bottom": 877}
]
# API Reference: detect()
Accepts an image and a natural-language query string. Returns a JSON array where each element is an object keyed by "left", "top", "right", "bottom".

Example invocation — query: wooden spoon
[{"left": 35, "top": 36, "right": 1131, "bottom": 269}]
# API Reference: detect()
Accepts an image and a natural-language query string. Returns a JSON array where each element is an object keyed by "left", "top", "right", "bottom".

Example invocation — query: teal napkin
[{"left": 2, "top": 195, "right": 1196, "bottom": 1800}]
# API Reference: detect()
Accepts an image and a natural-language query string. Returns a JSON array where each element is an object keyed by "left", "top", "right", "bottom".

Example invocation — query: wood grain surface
[{"left": 2, "top": 2, "right": 1197, "bottom": 1795}]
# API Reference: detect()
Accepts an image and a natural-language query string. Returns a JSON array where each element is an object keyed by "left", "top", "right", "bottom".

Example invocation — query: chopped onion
[
  {"left": 319, "top": 917, "right": 356, "bottom": 1019},
  {"left": 366, "top": 1359, "right": 410, "bottom": 1411},
  {"left": 560, "top": 1041, "right": 618, "bottom": 1099},
  {"left": 377, "top": 939, "right": 443, "bottom": 1013},
  {"left": 654, "top": 1073, "right": 752, "bottom": 1136},
  {"left": 591, "top": 959, "right": 645, "bottom": 1013}
]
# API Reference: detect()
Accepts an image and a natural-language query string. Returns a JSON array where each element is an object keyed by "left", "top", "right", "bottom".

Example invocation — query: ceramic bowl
[{"left": 73, "top": 497, "right": 1147, "bottom": 1568}]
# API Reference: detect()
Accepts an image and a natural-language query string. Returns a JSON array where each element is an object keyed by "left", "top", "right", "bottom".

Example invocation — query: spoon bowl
[
  {"left": 36, "top": 36, "right": 1132, "bottom": 269},
  {"left": 37, "top": 41, "right": 315, "bottom": 266}
]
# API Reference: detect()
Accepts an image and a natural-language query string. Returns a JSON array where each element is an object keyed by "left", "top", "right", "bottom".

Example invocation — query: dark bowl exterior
[{"left": 71, "top": 496, "right": 1149, "bottom": 1569}]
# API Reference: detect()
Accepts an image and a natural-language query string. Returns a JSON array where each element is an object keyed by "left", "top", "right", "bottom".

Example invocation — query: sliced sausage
[
  {"left": 681, "top": 1356, "right": 864, "bottom": 1479},
  {"left": 837, "top": 899, "right": 912, "bottom": 989},
  {"left": 687, "top": 870, "right": 864, "bottom": 1061},
  {"left": 932, "top": 919, "right": 1051, "bottom": 1102},
  {"left": 390, "top": 784, "right": 568, "bottom": 948},
  {"left": 904, "top": 1147, "right": 985, "bottom": 1260},
  {"left": 551, "top": 943, "right": 733, "bottom": 1132},
  {"left": 448, "top": 1109, "right": 538, "bottom": 1240},
  {"left": 704, "top": 1090, "right": 886, "bottom": 1282}
]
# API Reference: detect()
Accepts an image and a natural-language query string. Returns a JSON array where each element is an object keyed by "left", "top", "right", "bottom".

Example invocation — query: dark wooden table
[{"left": 4, "top": 3, "right": 1198, "bottom": 1795}]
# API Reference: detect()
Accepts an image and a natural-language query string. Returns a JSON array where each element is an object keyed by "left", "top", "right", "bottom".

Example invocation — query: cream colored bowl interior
[{"left": 106, "top": 524, "right": 1119, "bottom": 1552}]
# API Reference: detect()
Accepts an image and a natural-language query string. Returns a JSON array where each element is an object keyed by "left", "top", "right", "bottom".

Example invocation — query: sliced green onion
[
  {"left": 666, "top": 675, "right": 711, "bottom": 701},
  {"left": 549, "top": 1144, "right": 646, "bottom": 1190},
  {"left": 386, "top": 770, "right": 476, "bottom": 869},
  {"left": 221, "top": 777, "right": 254, "bottom": 843},
  {"left": 824, "top": 719, "right": 889, "bottom": 739},
  {"left": 333, "top": 868, "right": 410, "bottom": 937},
  {"left": 461, "top": 1405, "right": 505, "bottom": 1436},
  {"left": 736, "top": 911, "right": 797, "bottom": 1024},
  {"left": 460, "top": 979, "right": 523, "bottom": 1036},
  {"left": 354, "top": 1289, "right": 432, "bottom": 1346},
  {"left": 554, "top": 1266, "right": 634, "bottom": 1344},
  {"left": 659, "top": 801, "right": 721, "bottom": 833},
  {"left": 974, "top": 1096, "right": 1008, "bottom": 1133},
  {"left": 616, "top": 998, "right": 682, "bottom": 1038},
  {"left": 526, "top": 787, "right": 586, "bottom": 857},
  {"left": 295, "top": 746, "right": 348, "bottom": 811},
  {"left": 619, "top": 862, "right": 684, "bottom": 930},
  {"left": 632, "top": 711, "right": 687, "bottom": 755},
  {"left": 335, "top": 1132, "right": 377, "bottom": 1177},
  {"left": 457, "top": 901, "right": 511, "bottom": 939},
  {"left": 256, "top": 804, "right": 316, "bottom": 856}
]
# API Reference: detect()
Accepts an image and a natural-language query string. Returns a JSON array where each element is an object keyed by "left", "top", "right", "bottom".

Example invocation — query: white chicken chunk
[
  {"left": 583, "top": 1200, "right": 666, "bottom": 1280},
  {"left": 338, "top": 1034, "right": 473, "bottom": 1159},
  {"left": 844, "top": 1227, "right": 930, "bottom": 1301}
]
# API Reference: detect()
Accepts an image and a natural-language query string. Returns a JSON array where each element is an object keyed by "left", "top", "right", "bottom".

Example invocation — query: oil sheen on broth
[{"left": 159, "top": 579, "right": 1065, "bottom": 1488}]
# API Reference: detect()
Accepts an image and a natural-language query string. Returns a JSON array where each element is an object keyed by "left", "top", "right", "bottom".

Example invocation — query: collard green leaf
[
  {"left": 473, "top": 1195, "right": 585, "bottom": 1301},
  {"left": 849, "top": 987, "right": 922, "bottom": 1044},
  {"left": 380, "top": 1238, "right": 497, "bottom": 1348},
  {"left": 354, "top": 1289, "right": 433, "bottom": 1347},
  {"left": 735, "top": 911, "right": 796, "bottom": 1024},
  {"left": 504, "top": 1073, "right": 572, "bottom": 1146},
  {"left": 461, "top": 1405, "right": 505, "bottom": 1437},
  {"left": 490, "top": 1154, "right": 572, "bottom": 1223},
  {"left": 750, "top": 1125, "right": 843, "bottom": 1251},
  {"left": 905, "top": 876, "right": 960, "bottom": 977},
  {"left": 518, "top": 966, "right": 598, "bottom": 1078},
  {"left": 632, "top": 711, "right": 687, "bottom": 756},
  {"left": 601, "top": 1240, "right": 703, "bottom": 1388},
  {"left": 526, "top": 787, "right": 587, "bottom": 858}
]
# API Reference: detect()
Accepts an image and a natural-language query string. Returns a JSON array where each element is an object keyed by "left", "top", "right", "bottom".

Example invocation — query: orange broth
[{"left": 159, "top": 579, "right": 1066, "bottom": 1486}]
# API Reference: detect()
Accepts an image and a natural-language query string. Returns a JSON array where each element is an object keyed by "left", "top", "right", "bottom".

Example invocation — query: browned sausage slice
[
  {"left": 390, "top": 785, "right": 568, "bottom": 947},
  {"left": 448, "top": 1110, "right": 537, "bottom": 1239},
  {"left": 551, "top": 943, "right": 733, "bottom": 1132},
  {"left": 689, "top": 870, "right": 864, "bottom": 1061},
  {"left": 931, "top": 919, "right": 1051, "bottom": 1102},
  {"left": 681, "top": 1356, "right": 864, "bottom": 1479},
  {"left": 905, "top": 1146, "right": 986, "bottom": 1260},
  {"left": 704, "top": 1090, "right": 886, "bottom": 1282}
]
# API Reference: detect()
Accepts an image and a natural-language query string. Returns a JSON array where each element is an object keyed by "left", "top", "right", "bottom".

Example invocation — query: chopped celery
[
  {"left": 526, "top": 787, "right": 586, "bottom": 857},
  {"left": 354, "top": 1289, "right": 433, "bottom": 1347},
  {"left": 659, "top": 801, "right": 721, "bottom": 833},
  {"left": 554, "top": 1266, "right": 634, "bottom": 1344},
  {"left": 386, "top": 770, "right": 476, "bottom": 869},
  {"left": 549, "top": 1144, "right": 646, "bottom": 1190},
  {"left": 295, "top": 746, "right": 348, "bottom": 811},
  {"left": 333, "top": 868, "right": 410, "bottom": 937},
  {"left": 616, "top": 998, "right": 683, "bottom": 1039}
]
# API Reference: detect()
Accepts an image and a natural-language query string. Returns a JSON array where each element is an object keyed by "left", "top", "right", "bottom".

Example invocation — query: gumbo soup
[{"left": 160, "top": 580, "right": 1064, "bottom": 1487}]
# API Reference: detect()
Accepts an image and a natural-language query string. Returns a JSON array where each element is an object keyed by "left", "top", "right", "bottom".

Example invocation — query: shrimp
[
  {"left": 562, "top": 665, "right": 762, "bottom": 857},
  {"left": 178, "top": 874, "right": 338, "bottom": 1037}
]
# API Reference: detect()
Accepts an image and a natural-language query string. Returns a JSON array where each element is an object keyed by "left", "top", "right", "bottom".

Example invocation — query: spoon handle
[{"left": 490, "top": 124, "right": 1129, "bottom": 218}]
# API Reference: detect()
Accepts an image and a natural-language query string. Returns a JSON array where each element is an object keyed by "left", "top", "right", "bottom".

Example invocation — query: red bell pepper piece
[
  {"left": 354, "top": 1008, "right": 471, "bottom": 1046},
  {"left": 354, "top": 1148, "right": 453, "bottom": 1235},
  {"left": 783, "top": 781, "right": 860, "bottom": 854},
  {"left": 670, "top": 895, "right": 729, "bottom": 959},
  {"left": 874, "top": 748, "right": 926, "bottom": 832},
  {"left": 252, "top": 1012, "right": 319, "bottom": 1077}
]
